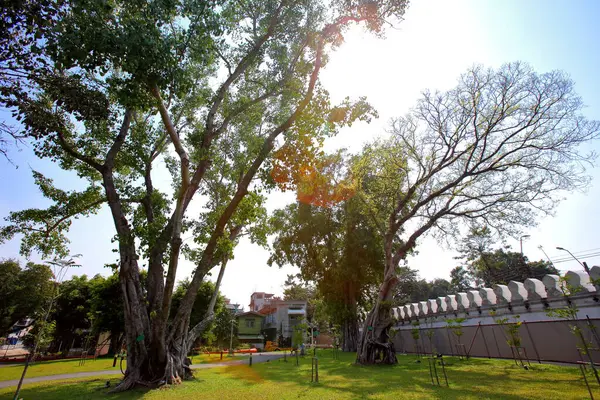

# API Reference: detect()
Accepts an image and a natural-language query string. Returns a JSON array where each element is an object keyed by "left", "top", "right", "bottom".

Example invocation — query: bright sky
[{"left": 1, "top": 0, "right": 599, "bottom": 309}]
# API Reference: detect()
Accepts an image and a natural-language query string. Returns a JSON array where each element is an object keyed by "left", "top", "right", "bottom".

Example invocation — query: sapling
[
  {"left": 546, "top": 276, "right": 600, "bottom": 385},
  {"left": 447, "top": 318, "right": 466, "bottom": 359},
  {"left": 491, "top": 311, "right": 527, "bottom": 367},
  {"left": 411, "top": 321, "right": 422, "bottom": 360}
]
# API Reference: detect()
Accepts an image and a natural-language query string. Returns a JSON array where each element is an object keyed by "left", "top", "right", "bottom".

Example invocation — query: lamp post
[
  {"left": 229, "top": 318, "right": 235, "bottom": 355},
  {"left": 538, "top": 245, "right": 555, "bottom": 267},
  {"left": 556, "top": 246, "right": 591, "bottom": 274},
  {"left": 519, "top": 234, "right": 531, "bottom": 256}
]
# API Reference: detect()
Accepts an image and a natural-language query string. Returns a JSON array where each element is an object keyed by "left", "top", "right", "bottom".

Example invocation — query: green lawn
[
  {"left": 0, "top": 351, "right": 595, "bottom": 399},
  {"left": 0, "top": 357, "right": 122, "bottom": 381},
  {"left": 0, "top": 354, "right": 246, "bottom": 381}
]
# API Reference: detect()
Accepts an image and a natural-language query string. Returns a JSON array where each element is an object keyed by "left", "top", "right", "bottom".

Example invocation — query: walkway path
[{"left": 0, "top": 353, "right": 284, "bottom": 389}]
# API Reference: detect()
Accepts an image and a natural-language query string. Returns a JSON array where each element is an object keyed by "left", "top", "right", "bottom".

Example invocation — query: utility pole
[
  {"left": 538, "top": 245, "right": 555, "bottom": 267},
  {"left": 519, "top": 234, "right": 531, "bottom": 256}
]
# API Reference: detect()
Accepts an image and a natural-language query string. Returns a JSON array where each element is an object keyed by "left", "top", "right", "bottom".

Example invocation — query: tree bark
[
  {"left": 355, "top": 259, "right": 398, "bottom": 365},
  {"left": 342, "top": 318, "right": 358, "bottom": 352},
  {"left": 108, "top": 331, "right": 123, "bottom": 356}
]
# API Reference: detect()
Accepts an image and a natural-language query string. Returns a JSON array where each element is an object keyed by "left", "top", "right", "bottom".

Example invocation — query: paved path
[{"left": 0, "top": 353, "right": 284, "bottom": 389}]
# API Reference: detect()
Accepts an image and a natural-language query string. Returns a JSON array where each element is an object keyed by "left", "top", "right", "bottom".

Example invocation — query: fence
[
  {"left": 392, "top": 266, "right": 600, "bottom": 364},
  {"left": 393, "top": 318, "right": 600, "bottom": 364}
]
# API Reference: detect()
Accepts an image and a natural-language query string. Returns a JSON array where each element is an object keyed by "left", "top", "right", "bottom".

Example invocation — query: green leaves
[{"left": 0, "top": 171, "right": 104, "bottom": 258}]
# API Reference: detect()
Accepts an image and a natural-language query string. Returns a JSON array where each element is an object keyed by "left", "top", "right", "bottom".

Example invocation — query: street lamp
[
  {"left": 556, "top": 246, "right": 591, "bottom": 274},
  {"left": 229, "top": 318, "right": 236, "bottom": 355},
  {"left": 538, "top": 245, "right": 555, "bottom": 267},
  {"left": 519, "top": 235, "right": 531, "bottom": 256}
]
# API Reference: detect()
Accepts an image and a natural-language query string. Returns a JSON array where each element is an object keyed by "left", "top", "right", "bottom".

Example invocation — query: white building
[{"left": 249, "top": 292, "right": 307, "bottom": 341}]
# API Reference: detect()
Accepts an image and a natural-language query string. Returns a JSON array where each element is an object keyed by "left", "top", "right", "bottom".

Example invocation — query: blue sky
[{"left": 1, "top": 0, "right": 599, "bottom": 307}]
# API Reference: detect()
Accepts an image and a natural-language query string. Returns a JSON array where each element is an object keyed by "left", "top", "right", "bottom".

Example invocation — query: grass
[
  {"left": 0, "top": 357, "right": 123, "bottom": 381},
  {"left": 0, "top": 351, "right": 595, "bottom": 399},
  {"left": 0, "top": 354, "right": 247, "bottom": 381}
]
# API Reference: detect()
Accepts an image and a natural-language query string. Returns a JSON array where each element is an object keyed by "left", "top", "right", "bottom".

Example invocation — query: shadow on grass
[
  {"left": 0, "top": 352, "right": 589, "bottom": 400},
  {"left": 0, "top": 376, "right": 151, "bottom": 400},
  {"left": 239, "top": 351, "right": 587, "bottom": 400}
]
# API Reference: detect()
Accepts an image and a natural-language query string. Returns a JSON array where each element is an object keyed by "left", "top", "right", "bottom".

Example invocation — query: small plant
[
  {"left": 411, "top": 321, "right": 421, "bottom": 358},
  {"left": 446, "top": 318, "right": 465, "bottom": 342},
  {"left": 447, "top": 318, "right": 467, "bottom": 358},
  {"left": 545, "top": 276, "right": 600, "bottom": 384},
  {"left": 424, "top": 318, "right": 436, "bottom": 356},
  {"left": 388, "top": 327, "right": 398, "bottom": 343},
  {"left": 292, "top": 323, "right": 308, "bottom": 350},
  {"left": 491, "top": 312, "right": 523, "bottom": 348},
  {"left": 410, "top": 321, "right": 420, "bottom": 341}
]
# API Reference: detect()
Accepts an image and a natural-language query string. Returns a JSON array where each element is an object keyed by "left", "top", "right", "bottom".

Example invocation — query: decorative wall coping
[{"left": 395, "top": 266, "right": 600, "bottom": 322}]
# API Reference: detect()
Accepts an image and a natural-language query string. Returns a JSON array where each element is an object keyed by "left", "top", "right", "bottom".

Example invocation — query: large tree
[
  {"left": 355, "top": 63, "right": 600, "bottom": 365},
  {"left": 0, "top": 0, "right": 408, "bottom": 389},
  {"left": 269, "top": 193, "right": 385, "bottom": 351}
]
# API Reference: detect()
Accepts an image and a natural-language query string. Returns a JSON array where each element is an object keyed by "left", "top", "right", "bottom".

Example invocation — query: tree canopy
[
  {"left": 0, "top": 259, "right": 54, "bottom": 336},
  {"left": 355, "top": 62, "right": 600, "bottom": 365},
  {"left": 269, "top": 196, "right": 385, "bottom": 351},
  {"left": 0, "top": 0, "right": 410, "bottom": 389},
  {"left": 454, "top": 225, "right": 559, "bottom": 287}
]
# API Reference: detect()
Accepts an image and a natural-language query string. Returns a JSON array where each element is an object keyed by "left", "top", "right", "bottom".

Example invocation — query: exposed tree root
[{"left": 360, "top": 340, "right": 398, "bottom": 365}]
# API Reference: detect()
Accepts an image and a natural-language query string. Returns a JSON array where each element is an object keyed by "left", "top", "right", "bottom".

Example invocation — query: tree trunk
[
  {"left": 342, "top": 318, "right": 358, "bottom": 352},
  {"left": 108, "top": 331, "right": 123, "bottom": 356},
  {"left": 355, "top": 265, "right": 398, "bottom": 365}
]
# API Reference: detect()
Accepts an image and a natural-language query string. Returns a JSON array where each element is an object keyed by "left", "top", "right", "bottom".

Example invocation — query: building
[
  {"left": 236, "top": 311, "right": 265, "bottom": 350},
  {"left": 249, "top": 292, "right": 274, "bottom": 312},
  {"left": 261, "top": 299, "right": 307, "bottom": 343},
  {"left": 223, "top": 297, "right": 243, "bottom": 314},
  {"left": 248, "top": 293, "right": 308, "bottom": 342}
]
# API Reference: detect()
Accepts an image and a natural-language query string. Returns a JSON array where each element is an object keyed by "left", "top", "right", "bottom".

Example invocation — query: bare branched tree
[
  {"left": 356, "top": 62, "right": 600, "bottom": 364},
  {"left": 0, "top": 122, "right": 25, "bottom": 164}
]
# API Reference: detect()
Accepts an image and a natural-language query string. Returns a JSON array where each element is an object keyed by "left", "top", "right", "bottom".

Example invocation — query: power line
[
  {"left": 547, "top": 247, "right": 600, "bottom": 258},
  {"left": 551, "top": 251, "right": 600, "bottom": 262},
  {"left": 552, "top": 253, "right": 600, "bottom": 264}
]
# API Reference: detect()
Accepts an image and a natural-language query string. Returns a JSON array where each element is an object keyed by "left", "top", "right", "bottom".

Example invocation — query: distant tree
[
  {"left": 455, "top": 225, "right": 558, "bottom": 286},
  {"left": 527, "top": 259, "right": 559, "bottom": 280},
  {"left": 270, "top": 198, "right": 385, "bottom": 352},
  {"left": 470, "top": 249, "right": 558, "bottom": 286},
  {"left": 450, "top": 266, "right": 472, "bottom": 292},
  {"left": 52, "top": 275, "right": 98, "bottom": 351},
  {"left": 282, "top": 275, "right": 314, "bottom": 302},
  {"left": 394, "top": 271, "right": 452, "bottom": 304},
  {"left": 0, "top": 259, "right": 22, "bottom": 334},
  {"left": 456, "top": 226, "right": 497, "bottom": 265},
  {"left": 171, "top": 279, "right": 225, "bottom": 345},
  {"left": 356, "top": 62, "right": 600, "bottom": 365},
  {"left": 212, "top": 308, "right": 237, "bottom": 350},
  {"left": 393, "top": 267, "right": 418, "bottom": 305},
  {"left": 428, "top": 278, "right": 452, "bottom": 299},
  {"left": 89, "top": 273, "right": 125, "bottom": 355},
  {"left": 0, "top": 261, "right": 54, "bottom": 336},
  {"left": 408, "top": 279, "right": 431, "bottom": 303},
  {"left": 282, "top": 274, "right": 318, "bottom": 322}
]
